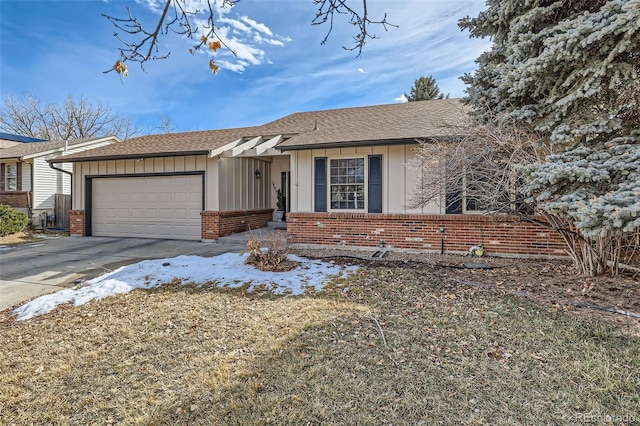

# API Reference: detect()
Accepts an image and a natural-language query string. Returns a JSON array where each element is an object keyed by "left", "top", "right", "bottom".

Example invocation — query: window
[
  {"left": 5, "top": 164, "right": 17, "bottom": 191},
  {"left": 329, "top": 158, "right": 365, "bottom": 210},
  {"left": 463, "top": 176, "right": 487, "bottom": 213}
]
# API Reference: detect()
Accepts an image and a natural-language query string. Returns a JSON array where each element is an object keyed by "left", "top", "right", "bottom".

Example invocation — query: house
[
  {"left": 50, "top": 100, "right": 566, "bottom": 257},
  {"left": 0, "top": 132, "right": 48, "bottom": 149},
  {"left": 0, "top": 136, "right": 120, "bottom": 227}
]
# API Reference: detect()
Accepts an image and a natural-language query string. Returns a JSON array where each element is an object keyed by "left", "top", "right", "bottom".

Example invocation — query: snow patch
[{"left": 13, "top": 253, "right": 358, "bottom": 321}]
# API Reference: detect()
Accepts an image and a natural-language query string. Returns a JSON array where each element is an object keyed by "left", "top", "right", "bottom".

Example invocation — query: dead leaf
[
  {"left": 209, "top": 60, "right": 220, "bottom": 74},
  {"left": 113, "top": 60, "right": 128, "bottom": 77}
]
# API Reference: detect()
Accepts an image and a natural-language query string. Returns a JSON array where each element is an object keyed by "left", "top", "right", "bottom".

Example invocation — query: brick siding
[
  {"left": 69, "top": 210, "right": 85, "bottom": 236},
  {"left": 287, "top": 212, "right": 567, "bottom": 258},
  {"left": 0, "top": 192, "right": 31, "bottom": 209},
  {"left": 201, "top": 209, "right": 273, "bottom": 240}
]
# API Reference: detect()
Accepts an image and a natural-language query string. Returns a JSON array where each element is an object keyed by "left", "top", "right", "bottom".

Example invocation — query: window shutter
[
  {"left": 0, "top": 163, "right": 5, "bottom": 192},
  {"left": 314, "top": 157, "right": 327, "bottom": 212},
  {"left": 368, "top": 155, "right": 382, "bottom": 213},
  {"left": 16, "top": 162, "right": 22, "bottom": 191}
]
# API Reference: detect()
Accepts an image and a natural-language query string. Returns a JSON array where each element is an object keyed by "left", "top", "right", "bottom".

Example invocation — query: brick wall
[
  {"left": 69, "top": 210, "right": 85, "bottom": 236},
  {"left": 201, "top": 209, "right": 273, "bottom": 240},
  {"left": 287, "top": 212, "right": 568, "bottom": 258},
  {"left": 0, "top": 192, "right": 31, "bottom": 209}
]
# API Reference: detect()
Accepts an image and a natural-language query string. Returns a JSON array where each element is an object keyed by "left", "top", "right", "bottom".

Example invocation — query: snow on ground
[{"left": 13, "top": 253, "right": 359, "bottom": 321}]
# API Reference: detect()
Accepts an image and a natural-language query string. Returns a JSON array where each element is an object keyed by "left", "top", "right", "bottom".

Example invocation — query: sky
[
  {"left": 13, "top": 252, "right": 359, "bottom": 320},
  {"left": 0, "top": 0, "right": 491, "bottom": 134}
]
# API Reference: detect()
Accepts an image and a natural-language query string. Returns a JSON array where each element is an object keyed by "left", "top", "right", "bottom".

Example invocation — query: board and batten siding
[
  {"left": 218, "top": 157, "right": 271, "bottom": 211},
  {"left": 290, "top": 144, "right": 443, "bottom": 214},
  {"left": 71, "top": 155, "right": 220, "bottom": 211},
  {"left": 59, "top": 139, "right": 115, "bottom": 194}
]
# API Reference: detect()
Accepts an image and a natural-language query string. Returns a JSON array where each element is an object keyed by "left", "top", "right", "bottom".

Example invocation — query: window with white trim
[
  {"left": 329, "top": 158, "right": 365, "bottom": 210},
  {"left": 5, "top": 164, "right": 17, "bottom": 191}
]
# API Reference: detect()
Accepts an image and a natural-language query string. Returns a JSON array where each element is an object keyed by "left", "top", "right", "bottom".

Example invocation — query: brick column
[
  {"left": 69, "top": 210, "right": 85, "bottom": 236},
  {"left": 201, "top": 211, "right": 220, "bottom": 241}
]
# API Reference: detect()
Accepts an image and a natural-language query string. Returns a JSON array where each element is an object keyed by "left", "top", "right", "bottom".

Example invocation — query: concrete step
[{"left": 267, "top": 221, "right": 287, "bottom": 229}]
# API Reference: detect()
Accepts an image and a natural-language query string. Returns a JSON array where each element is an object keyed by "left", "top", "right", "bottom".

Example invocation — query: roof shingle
[
  {"left": 51, "top": 99, "right": 470, "bottom": 162},
  {"left": 274, "top": 99, "right": 470, "bottom": 149},
  {"left": 0, "top": 138, "right": 94, "bottom": 160}
]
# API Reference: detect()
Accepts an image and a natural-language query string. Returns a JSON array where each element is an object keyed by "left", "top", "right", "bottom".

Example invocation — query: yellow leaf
[
  {"left": 113, "top": 60, "right": 128, "bottom": 77},
  {"left": 209, "top": 41, "right": 222, "bottom": 52},
  {"left": 201, "top": 35, "right": 208, "bottom": 43},
  {"left": 209, "top": 59, "right": 220, "bottom": 74}
]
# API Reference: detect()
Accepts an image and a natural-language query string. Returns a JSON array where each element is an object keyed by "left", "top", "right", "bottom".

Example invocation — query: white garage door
[{"left": 92, "top": 175, "right": 203, "bottom": 240}]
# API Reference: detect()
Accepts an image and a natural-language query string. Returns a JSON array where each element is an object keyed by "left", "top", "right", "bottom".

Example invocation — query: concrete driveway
[{"left": 0, "top": 231, "right": 270, "bottom": 312}]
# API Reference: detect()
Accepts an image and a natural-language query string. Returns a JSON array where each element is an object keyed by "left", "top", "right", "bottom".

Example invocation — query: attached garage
[{"left": 89, "top": 174, "right": 203, "bottom": 240}]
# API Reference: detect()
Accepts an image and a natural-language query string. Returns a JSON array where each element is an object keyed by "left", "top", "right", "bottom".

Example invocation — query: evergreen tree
[
  {"left": 405, "top": 76, "right": 449, "bottom": 101},
  {"left": 460, "top": 0, "right": 640, "bottom": 275}
]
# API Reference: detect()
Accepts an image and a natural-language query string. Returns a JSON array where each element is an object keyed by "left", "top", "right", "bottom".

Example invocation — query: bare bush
[
  {"left": 409, "top": 117, "right": 636, "bottom": 276},
  {"left": 408, "top": 118, "right": 550, "bottom": 215},
  {"left": 246, "top": 230, "right": 298, "bottom": 272}
]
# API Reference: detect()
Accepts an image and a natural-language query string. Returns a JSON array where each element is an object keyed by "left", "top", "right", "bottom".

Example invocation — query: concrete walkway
[{"left": 0, "top": 228, "right": 284, "bottom": 312}]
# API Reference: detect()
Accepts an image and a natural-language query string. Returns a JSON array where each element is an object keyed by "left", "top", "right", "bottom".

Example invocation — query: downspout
[
  {"left": 49, "top": 161, "right": 73, "bottom": 186},
  {"left": 51, "top": 139, "right": 73, "bottom": 186}
]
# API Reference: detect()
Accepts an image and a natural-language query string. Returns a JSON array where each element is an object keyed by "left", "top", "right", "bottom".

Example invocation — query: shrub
[
  {"left": 246, "top": 230, "right": 297, "bottom": 272},
  {"left": 0, "top": 204, "right": 29, "bottom": 237}
]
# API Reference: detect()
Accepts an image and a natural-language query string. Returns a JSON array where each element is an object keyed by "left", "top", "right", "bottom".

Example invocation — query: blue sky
[{"left": 0, "top": 0, "right": 490, "bottom": 134}]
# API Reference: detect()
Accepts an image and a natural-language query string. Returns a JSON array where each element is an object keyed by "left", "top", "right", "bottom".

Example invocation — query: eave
[{"left": 48, "top": 150, "right": 211, "bottom": 164}]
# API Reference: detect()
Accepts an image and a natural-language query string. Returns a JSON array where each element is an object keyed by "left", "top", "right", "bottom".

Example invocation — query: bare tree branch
[
  {"left": 408, "top": 115, "right": 636, "bottom": 276},
  {"left": 0, "top": 95, "right": 140, "bottom": 141},
  {"left": 408, "top": 116, "right": 550, "bottom": 216},
  {"left": 312, "top": 0, "right": 397, "bottom": 57},
  {"left": 102, "top": 0, "right": 393, "bottom": 74}
]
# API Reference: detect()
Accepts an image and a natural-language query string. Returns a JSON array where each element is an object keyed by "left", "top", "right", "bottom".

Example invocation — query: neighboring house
[
  {"left": 0, "top": 132, "right": 47, "bottom": 149},
  {"left": 0, "top": 136, "right": 120, "bottom": 226},
  {"left": 51, "top": 100, "right": 566, "bottom": 257}
]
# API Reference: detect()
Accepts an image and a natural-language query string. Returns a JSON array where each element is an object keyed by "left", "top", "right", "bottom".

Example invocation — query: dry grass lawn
[
  {"left": 0, "top": 229, "right": 68, "bottom": 246},
  {"left": 0, "top": 231, "right": 42, "bottom": 245},
  {"left": 1, "top": 263, "right": 639, "bottom": 425}
]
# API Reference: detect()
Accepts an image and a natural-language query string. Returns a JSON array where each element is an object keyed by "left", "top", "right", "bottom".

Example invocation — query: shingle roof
[
  {"left": 274, "top": 99, "right": 470, "bottom": 150},
  {"left": 51, "top": 99, "right": 471, "bottom": 162},
  {"left": 50, "top": 126, "right": 275, "bottom": 163},
  {"left": 0, "top": 138, "right": 94, "bottom": 160}
]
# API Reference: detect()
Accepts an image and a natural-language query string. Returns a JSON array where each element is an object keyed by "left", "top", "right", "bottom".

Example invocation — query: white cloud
[
  {"left": 137, "top": 0, "right": 289, "bottom": 74},
  {"left": 395, "top": 94, "right": 408, "bottom": 103},
  {"left": 240, "top": 16, "right": 273, "bottom": 36},
  {"left": 358, "top": 68, "right": 366, "bottom": 74},
  {"left": 219, "top": 0, "right": 491, "bottom": 120},
  {"left": 224, "top": 19, "right": 252, "bottom": 33},
  {"left": 217, "top": 59, "right": 250, "bottom": 73},
  {"left": 254, "top": 33, "right": 285, "bottom": 47},
  {"left": 134, "top": 0, "right": 164, "bottom": 12}
]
